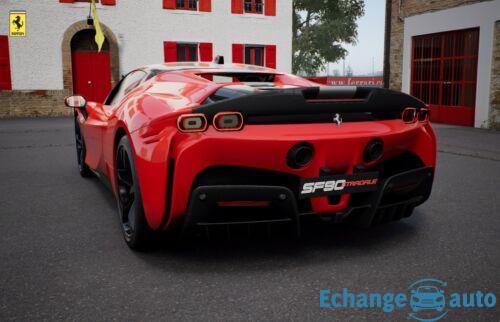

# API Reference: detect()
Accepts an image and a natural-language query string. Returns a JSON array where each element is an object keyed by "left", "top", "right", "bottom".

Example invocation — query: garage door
[{"left": 411, "top": 28, "right": 479, "bottom": 126}]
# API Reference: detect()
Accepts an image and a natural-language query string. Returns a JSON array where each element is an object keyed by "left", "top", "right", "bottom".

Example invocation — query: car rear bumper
[
  {"left": 131, "top": 120, "right": 436, "bottom": 230},
  {"left": 167, "top": 122, "right": 436, "bottom": 227},
  {"left": 182, "top": 166, "right": 434, "bottom": 234}
]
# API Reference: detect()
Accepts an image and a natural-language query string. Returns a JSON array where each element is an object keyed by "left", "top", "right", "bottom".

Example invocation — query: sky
[{"left": 325, "top": 0, "right": 385, "bottom": 76}]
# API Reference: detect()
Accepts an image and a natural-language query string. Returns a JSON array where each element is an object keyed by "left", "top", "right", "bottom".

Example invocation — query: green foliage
[{"left": 293, "top": 0, "right": 365, "bottom": 75}]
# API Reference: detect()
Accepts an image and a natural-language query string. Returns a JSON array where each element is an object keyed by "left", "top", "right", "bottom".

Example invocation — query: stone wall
[
  {"left": 388, "top": 0, "right": 487, "bottom": 91},
  {"left": 0, "top": 90, "right": 71, "bottom": 118},
  {"left": 490, "top": 20, "right": 500, "bottom": 129}
]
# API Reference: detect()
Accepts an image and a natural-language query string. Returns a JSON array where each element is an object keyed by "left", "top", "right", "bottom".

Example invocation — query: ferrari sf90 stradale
[{"left": 65, "top": 61, "right": 436, "bottom": 249}]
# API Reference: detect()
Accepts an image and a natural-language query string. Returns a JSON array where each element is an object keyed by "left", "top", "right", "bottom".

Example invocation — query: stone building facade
[
  {"left": 385, "top": 0, "right": 500, "bottom": 128},
  {"left": 0, "top": 0, "right": 292, "bottom": 118},
  {"left": 490, "top": 21, "right": 500, "bottom": 129}
]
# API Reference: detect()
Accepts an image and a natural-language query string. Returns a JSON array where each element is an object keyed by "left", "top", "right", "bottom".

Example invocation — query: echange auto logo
[{"left": 320, "top": 278, "right": 497, "bottom": 321}]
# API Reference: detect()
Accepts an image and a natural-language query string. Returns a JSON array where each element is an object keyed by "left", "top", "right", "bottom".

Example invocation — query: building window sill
[
  {"left": 240, "top": 13, "right": 267, "bottom": 19},
  {"left": 63, "top": 3, "right": 110, "bottom": 9},
  {"left": 168, "top": 10, "right": 202, "bottom": 15}
]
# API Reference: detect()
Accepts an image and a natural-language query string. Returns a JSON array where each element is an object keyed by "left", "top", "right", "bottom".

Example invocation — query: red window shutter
[
  {"left": 231, "top": 0, "right": 243, "bottom": 14},
  {"left": 265, "top": 45, "right": 276, "bottom": 69},
  {"left": 164, "top": 41, "right": 177, "bottom": 62},
  {"left": 199, "top": 0, "right": 211, "bottom": 12},
  {"left": 101, "top": 0, "right": 116, "bottom": 5},
  {"left": 163, "top": 0, "right": 176, "bottom": 9},
  {"left": 199, "top": 43, "right": 213, "bottom": 62},
  {"left": 59, "top": 0, "right": 75, "bottom": 3},
  {"left": 265, "top": 0, "right": 276, "bottom": 16},
  {"left": 232, "top": 44, "right": 244, "bottom": 63},
  {"left": 0, "top": 36, "right": 12, "bottom": 90}
]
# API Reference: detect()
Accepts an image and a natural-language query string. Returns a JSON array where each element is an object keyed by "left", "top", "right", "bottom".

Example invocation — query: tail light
[
  {"left": 402, "top": 107, "right": 417, "bottom": 123},
  {"left": 418, "top": 108, "right": 430, "bottom": 122},
  {"left": 213, "top": 112, "right": 244, "bottom": 131},
  {"left": 177, "top": 114, "right": 208, "bottom": 133}
]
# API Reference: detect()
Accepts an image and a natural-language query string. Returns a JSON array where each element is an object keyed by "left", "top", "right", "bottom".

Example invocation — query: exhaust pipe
[
  {"left": 287, "top": 143, "right": 314, "bottom": 169},
  {"left": 364, "top": 139, "right": 384, "bottom": 163}
]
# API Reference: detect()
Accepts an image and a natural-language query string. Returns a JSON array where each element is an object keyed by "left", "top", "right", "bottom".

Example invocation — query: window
[
  {"left": 60, "top": 0, "right": 116, "bottom": 5},
  {"left": 233, "top": 44, "right": 276, "bottom": 68},
  {"left": 177, "top": 44, "right": 198, "bottom": 62},
  {"left": 244, "top": 0, "right": 263, "bottom": 14},
  {"left": 245, "top": 46, "right": 264, "bottom": 66},
  {"left": 106, "top": 70, "right": 147, "bottom": 105},
  {"left": 164, "top": 0, "right": 210, "bottom": 11},
  {"left": 233, "top": 0, "right": 273, "bottom": 15},
  {"left": 198, "top": 73, "right": 275, "bottom": 84},
  {"left": 164, "top": 42, "right": 212, "bottom": 62},
  {"left": 176, "top": 0, "right": 197, "bottom": 10},
  {"left": 202, "top": 85, "right": 258, "bottom": 104}
]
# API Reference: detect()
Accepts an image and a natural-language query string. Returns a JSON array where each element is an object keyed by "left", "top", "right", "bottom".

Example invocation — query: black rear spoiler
[{"left": 194, "top": 86, "right": 426, "bottom": 124}]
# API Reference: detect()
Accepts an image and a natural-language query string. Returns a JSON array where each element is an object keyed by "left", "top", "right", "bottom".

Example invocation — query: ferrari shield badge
[{"left": 10, "top": 11, "right": 26, "bottom": 37}]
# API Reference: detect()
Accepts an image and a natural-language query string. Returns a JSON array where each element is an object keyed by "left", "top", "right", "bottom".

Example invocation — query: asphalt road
[{"left": 0, "top": 118, "right": 499, "bottom": 321}]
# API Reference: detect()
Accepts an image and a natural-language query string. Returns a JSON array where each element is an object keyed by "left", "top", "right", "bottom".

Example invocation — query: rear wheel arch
[
  {"left": 114, "top": 127, "right": 127, "bottom": 154},
  {"left": 115, "top": 135, "right": 154, "bottom": 249},
  {"left": 112, "top": 126, "right": 129, "bottom": 187}
]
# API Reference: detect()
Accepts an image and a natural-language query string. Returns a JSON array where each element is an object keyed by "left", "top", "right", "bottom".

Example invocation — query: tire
[
  {"left": 74, "top": 117, "right": 93, "bottom": 178},
  {"left": 115, "top": 135, "right": 154, "bottom": 250}
]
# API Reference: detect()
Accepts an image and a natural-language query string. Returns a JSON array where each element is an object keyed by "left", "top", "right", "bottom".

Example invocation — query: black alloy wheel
[
  {"left": 74, "top": 118, "right": 92, "bottom": 177},
  {"left": 115, "top": 136, "right": 153, "bottom": 249}
]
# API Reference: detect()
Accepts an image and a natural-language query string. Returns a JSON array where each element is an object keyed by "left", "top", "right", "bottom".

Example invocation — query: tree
[
  {"left": 346, "top": 65, "right": 354, "bottom": 77},
  {"left": 293, "top": 0, "right": 365, "bottom": 75}
]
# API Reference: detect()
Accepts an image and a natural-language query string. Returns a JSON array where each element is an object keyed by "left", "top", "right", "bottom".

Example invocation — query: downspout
[{"left": 383, "top": 0, "right": 392, "bottom": 89}]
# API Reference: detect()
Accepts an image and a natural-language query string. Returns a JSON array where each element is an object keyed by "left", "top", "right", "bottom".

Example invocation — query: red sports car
[{"left": 65, "top": 61, "right": 436, "bottom": 249}]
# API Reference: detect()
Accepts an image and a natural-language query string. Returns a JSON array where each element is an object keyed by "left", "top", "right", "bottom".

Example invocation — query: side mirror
[{"left": 65, "top": 95, "right": 86, "bottom": 109}]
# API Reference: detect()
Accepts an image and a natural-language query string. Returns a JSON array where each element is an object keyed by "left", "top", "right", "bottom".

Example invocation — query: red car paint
[{"left": 74, "top": 62, "right": 436, "bottom": 231}]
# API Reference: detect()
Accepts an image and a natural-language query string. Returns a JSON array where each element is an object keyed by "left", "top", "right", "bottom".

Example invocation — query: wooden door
[{"left": 71, "top": 51, "right": 111, "bottom": 103}]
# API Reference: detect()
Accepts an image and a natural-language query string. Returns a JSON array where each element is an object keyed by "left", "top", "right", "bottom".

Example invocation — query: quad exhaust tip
[
  {"left": 364, "top": 138, "right": 384, "bottom": 163},
  {"left": 287, "top": 142, "right": 314, "bottom": 169}
]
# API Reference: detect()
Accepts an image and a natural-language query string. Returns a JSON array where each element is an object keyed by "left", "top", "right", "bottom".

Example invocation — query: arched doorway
[
  {"left": 71, "top": 29, "right": 111, "bottom": 103},
  {"left": 61, "top": 20, "right": 119, "bottom": 103}
]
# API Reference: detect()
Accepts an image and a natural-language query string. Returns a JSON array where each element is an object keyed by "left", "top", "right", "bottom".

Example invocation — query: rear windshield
[
  {"left": 198, "top": 73, "right": 275, "bottom": 83},
  {"left": 202, "top": 85, "right": 257, "bottom": 104}
]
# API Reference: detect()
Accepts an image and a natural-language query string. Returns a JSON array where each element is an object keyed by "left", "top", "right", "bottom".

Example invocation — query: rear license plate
[{"left": 299, "top": 172, "right": 379, "bottom": 199}]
